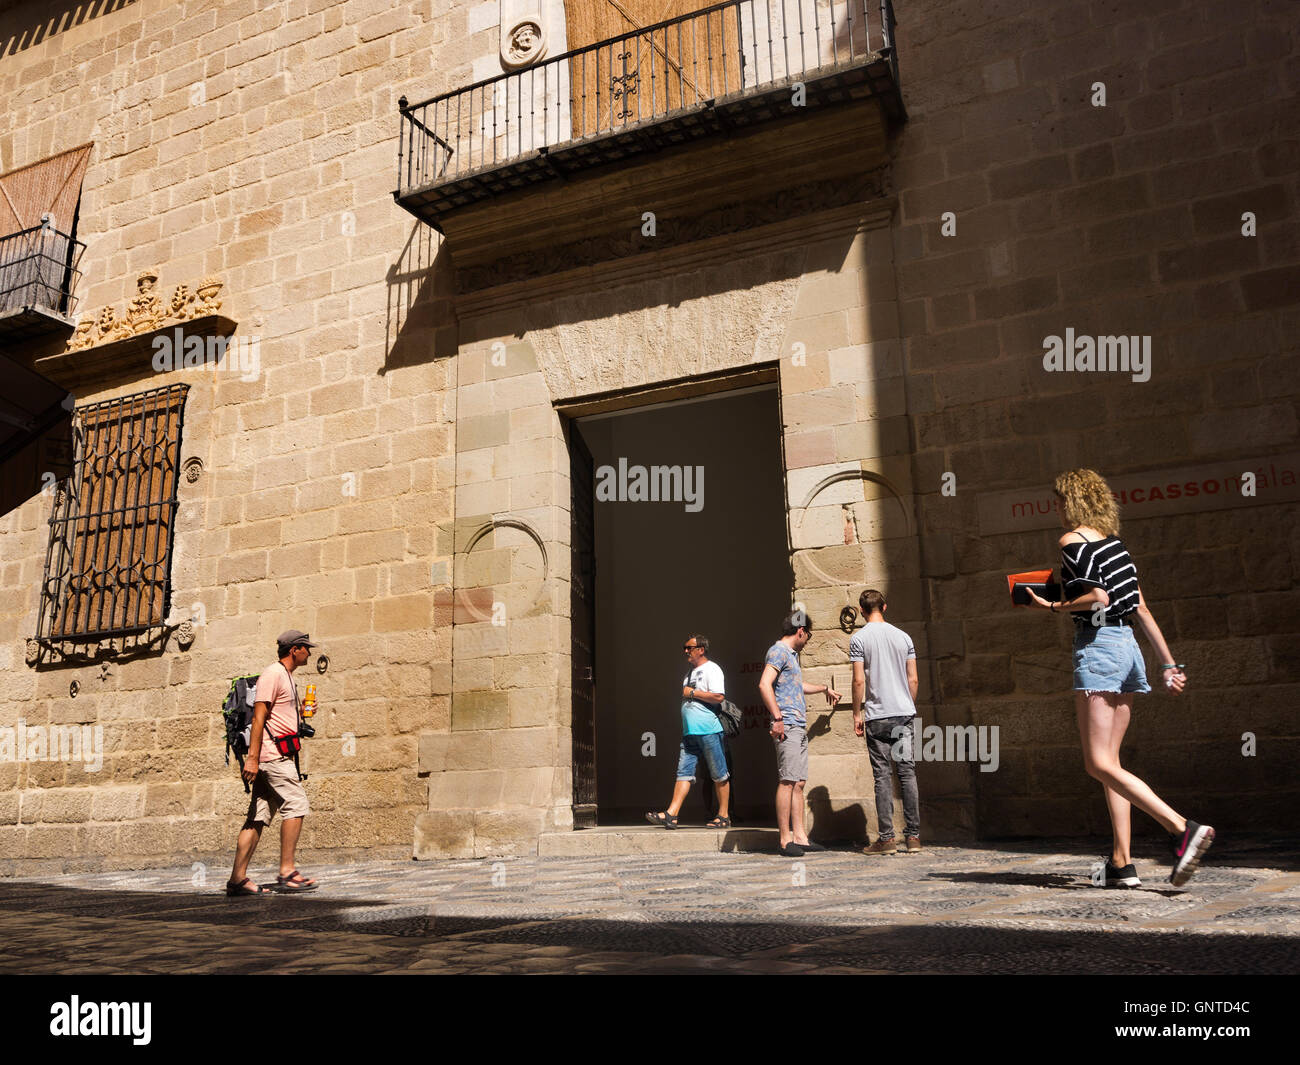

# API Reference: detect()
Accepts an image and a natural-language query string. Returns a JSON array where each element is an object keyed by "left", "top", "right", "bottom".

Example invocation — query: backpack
[
  {"left": 714, "top": 699, "right": 743, "bottom": 738},
  {"left": 221, "top": 675, "right": 261, "bottom": 790},
  {"left": 222, "top": 674, "right": 260, "bottom": 764}
]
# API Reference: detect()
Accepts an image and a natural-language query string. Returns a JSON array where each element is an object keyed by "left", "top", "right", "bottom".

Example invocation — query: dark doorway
[
  {"left": 569, "top": 385, "right": 791, "bottom": 826},
  {"left": 569, "top": 426, "right": 598, "bottom": 828}
]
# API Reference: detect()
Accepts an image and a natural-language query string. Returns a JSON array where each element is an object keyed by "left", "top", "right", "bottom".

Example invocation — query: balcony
[
  {"left": 396, "top": 0, "right": 903, "bottom": 233},
  {"left": 0, "top": 220, "right": 86, "bottom": 342}
]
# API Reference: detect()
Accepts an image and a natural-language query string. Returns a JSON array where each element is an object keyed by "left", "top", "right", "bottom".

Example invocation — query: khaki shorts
[
  {"left": 772, "top": 724, "right": 808, "bottom": 783},
  {"left": 246, "top": 756, "right": 310, "bottom": 824}
]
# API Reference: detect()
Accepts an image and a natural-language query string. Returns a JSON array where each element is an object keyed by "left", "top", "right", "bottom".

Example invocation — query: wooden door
[
  {"left": 569, "top": 425, "right": 598, "bottom": 827},
  {"left": 564, "top": 0, "right": 743, "bottom": 139}
]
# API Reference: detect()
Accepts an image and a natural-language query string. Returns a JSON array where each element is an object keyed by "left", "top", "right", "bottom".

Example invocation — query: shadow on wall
[
  {"left": 449, "top": 190, "right": 885, "bottom": 347},
  {"left": 806, "top": 785, "right": 869, "bottom": 842},
  {"left": 0, "top": 0, "right": 138, "bottom": 60},
  {"left": 383, "top": 222, "right": 459, "bottom": 373}
]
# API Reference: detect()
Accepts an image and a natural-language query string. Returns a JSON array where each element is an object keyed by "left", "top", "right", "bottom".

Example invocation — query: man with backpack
[
  {"left": 226, "top": 630, "right": 319, "bottom": 896},
  {"left": 645, "top": 634, "right": 732, "bottom": 829}
]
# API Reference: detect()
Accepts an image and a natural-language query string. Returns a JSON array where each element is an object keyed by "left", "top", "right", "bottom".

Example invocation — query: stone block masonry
[{"left": 0, "top": 0, "right": 1295, "bottom": 877}]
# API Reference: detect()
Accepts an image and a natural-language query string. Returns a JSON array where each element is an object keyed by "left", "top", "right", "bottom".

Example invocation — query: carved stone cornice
[
  {"left": 67, "top": 272, "right": 225, "bottom": 352},
  {"left": 457, "top": 167, "right": 891, "bottom": 293},
  {"left": 36, "top": 313, "right": 237, "bottom": 391},
  {"left": 37, "top": 271, "right": 234, "bottom": 389},
  {"left": 438, "top": 96, "right": 895, "bottom": 320}
]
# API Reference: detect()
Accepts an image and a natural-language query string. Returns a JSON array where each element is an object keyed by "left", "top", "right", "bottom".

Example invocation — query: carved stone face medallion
[{"left": 502, "top": 19, "right": 546, "bottom": 70}]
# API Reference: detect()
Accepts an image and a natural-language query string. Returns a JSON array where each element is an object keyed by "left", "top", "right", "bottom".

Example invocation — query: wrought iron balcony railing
[
  {"left": 0, "top": 219, "right": 86, "bottom": 340},
  {"left": 397, "top": 0, "right": 902, "bottom": 228}
]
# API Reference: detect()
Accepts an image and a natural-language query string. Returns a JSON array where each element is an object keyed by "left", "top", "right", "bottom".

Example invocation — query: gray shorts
[{"left": 772, "top": 724, "right": 808, "bottom": 782}]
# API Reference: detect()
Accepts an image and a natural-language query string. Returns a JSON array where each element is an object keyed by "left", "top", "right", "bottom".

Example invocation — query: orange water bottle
[{"left": 303, "top": 683, "right": 317, "bottom": 718}]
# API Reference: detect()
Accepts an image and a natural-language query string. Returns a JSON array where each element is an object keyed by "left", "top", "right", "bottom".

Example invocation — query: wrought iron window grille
[{"left": 33, "top": 384, "right": 190, "bottom": 660}]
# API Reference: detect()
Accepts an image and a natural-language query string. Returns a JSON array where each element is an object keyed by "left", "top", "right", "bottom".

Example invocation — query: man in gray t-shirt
[{"left": 850, "top": 589, "right": 921, "bottom": 855}]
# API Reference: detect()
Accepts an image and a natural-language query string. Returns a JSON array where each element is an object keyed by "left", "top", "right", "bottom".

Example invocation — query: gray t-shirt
[
  {"left": 765, "top": 641, "right": 806, "bottom": 728},
  {"left": 849, "top": 621, "right": 916, "bottom": 721}
]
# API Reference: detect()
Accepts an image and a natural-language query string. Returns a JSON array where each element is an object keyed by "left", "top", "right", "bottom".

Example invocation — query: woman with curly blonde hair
[{"left": 1024, "top": 468, "right": 1214, "bottom": 888}]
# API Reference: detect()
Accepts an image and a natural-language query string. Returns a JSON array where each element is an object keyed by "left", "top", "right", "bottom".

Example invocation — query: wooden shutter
[{"left": 563, "top": 0, "right": 741, "bottom": 139}]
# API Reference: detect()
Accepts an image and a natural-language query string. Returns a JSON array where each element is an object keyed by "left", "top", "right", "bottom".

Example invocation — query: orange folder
[{"left": 1007, "top": 569, "right": 1058, "bottom": 605}]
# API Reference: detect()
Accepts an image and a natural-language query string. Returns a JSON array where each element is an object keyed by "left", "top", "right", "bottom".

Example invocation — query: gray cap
[{"left": 277, "top": 629, "right": 316, "bottom": 649}]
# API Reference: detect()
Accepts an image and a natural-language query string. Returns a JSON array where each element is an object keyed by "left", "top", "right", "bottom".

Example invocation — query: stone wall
[
  {"left": 892, "top": 0, "right": 1300, "bottom": 836},
  {"left": 0, "top": 0, "right": 487, "bottom": 874},
  {"left": 414, "top": 197, "right": 915, "bottom": 856},
  {"left": 1, "top": 0, "right": 1296, "bottom": 875}
]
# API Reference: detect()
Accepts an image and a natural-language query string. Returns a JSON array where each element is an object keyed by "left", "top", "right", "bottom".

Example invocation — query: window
[
  {"left": 0, "top": 143, "right": 91, "bottom": 335},
  {"left": 37, "top": 384, "right": 189, "bottom": 643}
]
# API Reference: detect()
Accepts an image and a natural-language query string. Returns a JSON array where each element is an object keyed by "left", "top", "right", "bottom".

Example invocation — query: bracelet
[
  {"left": 1160, "top": 663, "right": 1185, "bottom": 670},
  {"left": 1050, "top": 602, "right": 1057, "bottom": 613}
]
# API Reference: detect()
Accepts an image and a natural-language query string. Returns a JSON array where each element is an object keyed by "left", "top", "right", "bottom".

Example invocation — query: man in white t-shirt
[
  {"left": 850, "top": 590, "right": 921, "bottom": 855},
  {"left": 646, "top": 635, "right": 731, "bottom": 829}
]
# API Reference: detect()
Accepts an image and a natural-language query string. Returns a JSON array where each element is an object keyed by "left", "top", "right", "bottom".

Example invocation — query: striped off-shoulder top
[{"left": 1060, "top": 535, "right": 1140, "bottom": 619}]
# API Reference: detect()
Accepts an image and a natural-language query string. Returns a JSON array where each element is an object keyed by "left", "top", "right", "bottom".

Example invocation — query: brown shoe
[
  {"left": 904, "top": 836, "right": 922, "bottom": 854},
  {"left": 862, "top": 837, "right": 897, "bottom": 856}
]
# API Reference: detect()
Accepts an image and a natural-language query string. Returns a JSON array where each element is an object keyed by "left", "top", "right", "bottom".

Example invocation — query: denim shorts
[
  {"left": 1072, "top": 625, "right": 1151, "bottom": 694},
  {"left": 676, "top": 732, "right": 729, "bottom": 782}
]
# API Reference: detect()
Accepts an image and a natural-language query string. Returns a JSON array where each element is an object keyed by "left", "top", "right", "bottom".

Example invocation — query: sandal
[
  {"left": 645, "top": 811, "right": 678, "bottom": 829},
  {"left": 273, "top": 869, "right": 318, "bottom": 892},
  {"left": 225, "top": 877, "right": 265, "bottom": 897},
  {"left": 706, "top": 816, "right": 732, "bottom": 829}
]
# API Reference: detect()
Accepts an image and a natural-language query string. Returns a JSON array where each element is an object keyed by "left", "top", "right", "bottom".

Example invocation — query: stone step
[{"left": 538, "top": 825, "right": 781, "bottom": 857}]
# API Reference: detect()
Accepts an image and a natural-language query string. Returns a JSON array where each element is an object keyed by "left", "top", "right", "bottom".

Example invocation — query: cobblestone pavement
[{"left": 1, "top": 837, "right": 1297, "bottom": 974}]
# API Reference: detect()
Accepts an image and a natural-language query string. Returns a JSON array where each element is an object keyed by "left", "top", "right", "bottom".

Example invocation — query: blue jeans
[
  {"left": 676, "top": 732, "right": 729, "bottom": 783},
  {"left": 864, "top": 716, "right": 920, "bottom": 839}
]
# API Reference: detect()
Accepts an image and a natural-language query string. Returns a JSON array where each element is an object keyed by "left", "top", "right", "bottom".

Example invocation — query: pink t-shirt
[{"left": 253, "top": 664, "right": 300, "bottom": 762}]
